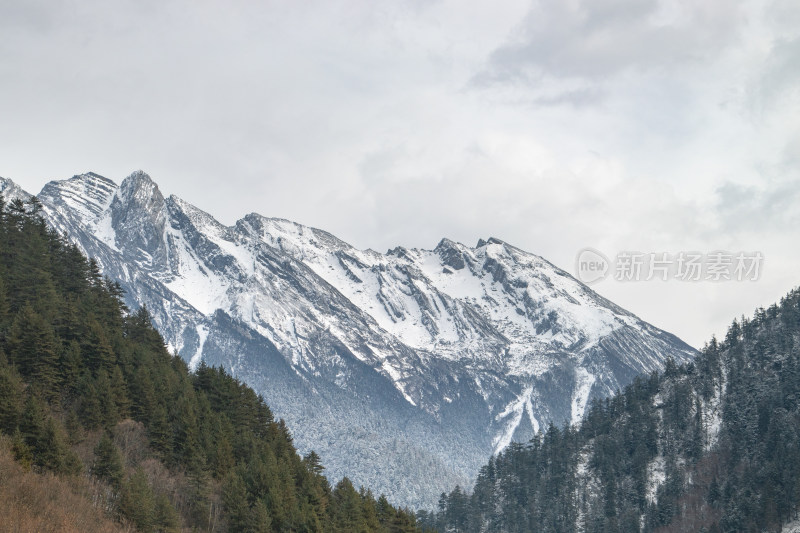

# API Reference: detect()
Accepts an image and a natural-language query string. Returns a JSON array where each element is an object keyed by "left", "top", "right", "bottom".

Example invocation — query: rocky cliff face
[{"left": 0, "top": 171, "right": 696, "bottom": 508}]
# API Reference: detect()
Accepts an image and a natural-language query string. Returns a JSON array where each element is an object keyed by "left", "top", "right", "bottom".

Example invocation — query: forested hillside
[
  {"left": 0, "top": 172, "right": 695, "bottom": 509},
  {"left": 0, "top": 193, "right": 426, "bottom": 532},
  {"left": 426, "top": 287, "right": 800, "bottom": 532}
]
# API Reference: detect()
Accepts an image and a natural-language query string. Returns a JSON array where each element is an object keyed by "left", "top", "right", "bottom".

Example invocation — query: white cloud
[{"left": 1, "top": 0, "right": 798, "bottom": 348}]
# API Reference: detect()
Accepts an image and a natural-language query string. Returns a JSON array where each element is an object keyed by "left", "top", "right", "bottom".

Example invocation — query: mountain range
[{"left": 0, "top": 171, "right": 696, "bottom": 508}]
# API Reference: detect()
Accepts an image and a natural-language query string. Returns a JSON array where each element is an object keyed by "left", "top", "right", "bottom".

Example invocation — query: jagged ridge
[{"left": 1, "top": 171, "right": 696, "bottom": 508}]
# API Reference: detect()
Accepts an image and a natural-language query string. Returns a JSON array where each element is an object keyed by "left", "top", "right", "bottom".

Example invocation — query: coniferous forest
[
  {"left": 0, "top": 194, "right": 426, "bottom": 531},
  {"left": 4, "top": 187, "right": 800, "bottom": 533},
  {"left": 424, "top": 286, "right": 800, "bottom": 532}
]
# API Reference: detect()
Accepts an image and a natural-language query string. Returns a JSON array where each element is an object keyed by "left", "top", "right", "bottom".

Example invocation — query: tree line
[{"left": 0, "top": 193, "right": 428, "bottom": 532}]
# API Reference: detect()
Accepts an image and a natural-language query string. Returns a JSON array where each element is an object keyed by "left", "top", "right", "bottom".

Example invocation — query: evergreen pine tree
[
  {"left": 148, "top": 403, "right": 173, "bottom": 457},
  {"left": 303, "top": 450, "right": 325, "bottom": 476},
  {"left": 250, "top": 499, "right": 273, "bottom": 533},
  {"left": 11, "top": 427, "right": 33, "bottom": 470},
  {"left": 6, "top": 304, "right": 60, "bottom": 394},
  {"left": 110, "top": 364, "right": 131, "bottom": 418},
  {"left": 222, "top": 471, "right": 251, "bottom": 531},
  {"left": 93, "top": 431, "right": 125, "bottom": 489},
  {"left": 65, "top": 409, "right": 84, "bottom": 445},
  {"left": 0, "top": 272, "right": 9, "bottom": 330},
  {"left": 95, "top": 368, "right": 120, "bottom": 428},
  {"left": 82, "top": 318, "right": 116, "bottom": 374},
  {"left": 59, "top": 339, "right": 82, "bottom": 396},
  {"left": 332, "top": 477, "right": 368, "bottom": 532},
  {"left": 19, "top": 393, "right": 46, "bottom": 451},
  {"left": 37, "top": 416, "right": 81, "bottom": 475},
  {"left": 154, "top": 493, "right": 180, "bottom": 533},
  {"left": 77, "top": 373, "right": 103, "bottom": 429},
  {"left": 0, "top": 356, "right": 23, "bottom": 432},
  {"left": 119, "top": 467, "right": 155, "bottom": 531}
]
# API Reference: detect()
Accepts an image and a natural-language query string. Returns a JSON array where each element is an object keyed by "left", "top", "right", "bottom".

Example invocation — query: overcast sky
[{"left": 2, "top": 0, "right": 799, "bottom": 348}]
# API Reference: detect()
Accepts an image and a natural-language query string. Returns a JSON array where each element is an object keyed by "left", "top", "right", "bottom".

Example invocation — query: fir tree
[
  {"left": 6, "top": 304, "right": 60, "bottom": 394},
  {"left": 0, "top": 355, "right": 23, "bottom": 432},
  {"left": 154, "top": 493, "right": 180, "bottom": 533},
  {"left": 93, "top": 431, "right": 125, "bottom": 489},
  {"left": 119, "top": 467, "right": 155, "bottom": 531}
]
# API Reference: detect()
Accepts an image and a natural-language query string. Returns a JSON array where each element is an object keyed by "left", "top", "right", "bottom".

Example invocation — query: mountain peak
[
  {"left": 128, "top": 169, "right": 153, "bottom": 182},
  {"left": 110, "top": 171, "right": 168, "bottom": 268},
  {"left": 434, "top": 237, "right": 459, "bottom": 250},
  {"left": 475, "top": 237, "right": 507, "bottom": 248},
  {"left": 39, "top": 172, "right": 117, "bottom": 220},
  {"left": 0, "top": 177, "right": 31, "bottom": 203},
  {"left": 435, "top": 238, "right": 468, "bottom": 270},
  {"left": 48, "top": 172, "right": 116, "bottom": 191},
  {"left": 119, "top": 170, "right": 162, "bottom": 205},
  {"left": 75, "top": 171, "right": 115, "bottom": 186}
]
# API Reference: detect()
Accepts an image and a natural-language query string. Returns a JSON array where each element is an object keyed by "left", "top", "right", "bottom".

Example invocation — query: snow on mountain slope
[
  {"left": 243, "top": 217, "right": 627, "bottom": 353},
  {"left": 238, "top": 214, "right": 687, "bottom": 406},
  {"left": 0, "top": 177, "right": 32, "bottom": 203},
  {"left": 1, "top": 171, "right": 697, "bottom": 508}
]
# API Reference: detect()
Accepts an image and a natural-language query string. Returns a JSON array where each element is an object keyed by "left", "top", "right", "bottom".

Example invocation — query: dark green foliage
[
  {"left": 427, "top": 287, "right": 800, "bottom": 533},
  {"left": 304, "top": 450, "right": 325, "bottom": 476},
  {"left": 0, "top": 193, "right": 423, "bottom": 532},
  {"left": 0, "top": 274, "right": 9, "bottom": 331},
  {"left": 222, "top": 471, "right": 252, "bottom": 531},
  {"left": 331, "top": 477, "right": 366, "bottom": 532},
  {"left": 119, "top": 468, "right": 156, "bottom": 531},
  {"left": 154, "top": 493, "right": 180, "bottom": 533},
  {"left": 93, "top": 432, "right": 125, "bottom": 489},
  {"left": 37, "top": 416, "right": 82, "bottom": 475},
  {"left": 7, "top": 304, "right": 60, "bottom": 395},
  {"left": 11, "top": 428, "right": 33, "bottom": 470},
  {"left": 0, "top": 355, "right": 24, "bottom": 432}
]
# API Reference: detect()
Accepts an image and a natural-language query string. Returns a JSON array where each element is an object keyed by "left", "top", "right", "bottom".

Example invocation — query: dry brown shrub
[
  {"left": 0, "top": 436, "right": 129, "bottom": 533},
  {"left": 113, "top": 420, "right": 150, "bottom": 467}
]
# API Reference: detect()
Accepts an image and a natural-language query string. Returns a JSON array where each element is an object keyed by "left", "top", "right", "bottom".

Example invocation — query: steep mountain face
[{"left": 1, "top": 171, "right": 696, "bottom": 508}]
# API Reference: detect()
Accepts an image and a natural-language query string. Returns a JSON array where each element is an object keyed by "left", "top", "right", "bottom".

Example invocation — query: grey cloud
[
  {"left": 0, "top": 0, "right": 58, "bottom": 32},
  {"left": 759, "top": 37, "right": 800, "bottom": 106},
  {"left": 532, "top": 86, "right": 605, "bottom": 107},
  {"left": 714, "top": 176, "right": 800, "bottom": 234},
  {"left": 781, "top": 134, "right": 800, "bottom": 168},
  {"left": 766, "top": 0, "right": 800, "bottom": 36},
  {"left": 479, "top": 0, "right": 745, "bottom": 85}
]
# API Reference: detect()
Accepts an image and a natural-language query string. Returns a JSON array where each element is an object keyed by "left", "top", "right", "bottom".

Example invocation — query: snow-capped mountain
[{"left": 0, "top": 171, "right": 696, "bottom": 508}]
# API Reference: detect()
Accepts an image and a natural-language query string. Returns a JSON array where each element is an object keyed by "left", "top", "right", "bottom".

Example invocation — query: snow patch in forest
[
  {"left": 704, "top": 391, "right": 723, "bottom": 450},
  {"left": 782, "top": 517, "right": 800, "bottom": 533},
  {"left": 646, "top": 455, "right": 666, "bottom": 504},
  {"left": 189, "top": 324, "right": 209, "bottom": 371},
  {"left": 571, "top": 367, "right": 596, "bottom": 424},
  {"left": 574, "top": 449, "right": 593, "bottom": 533},
  {"left": 493, "top": 386, "right": 538, "bottom": 454}
]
